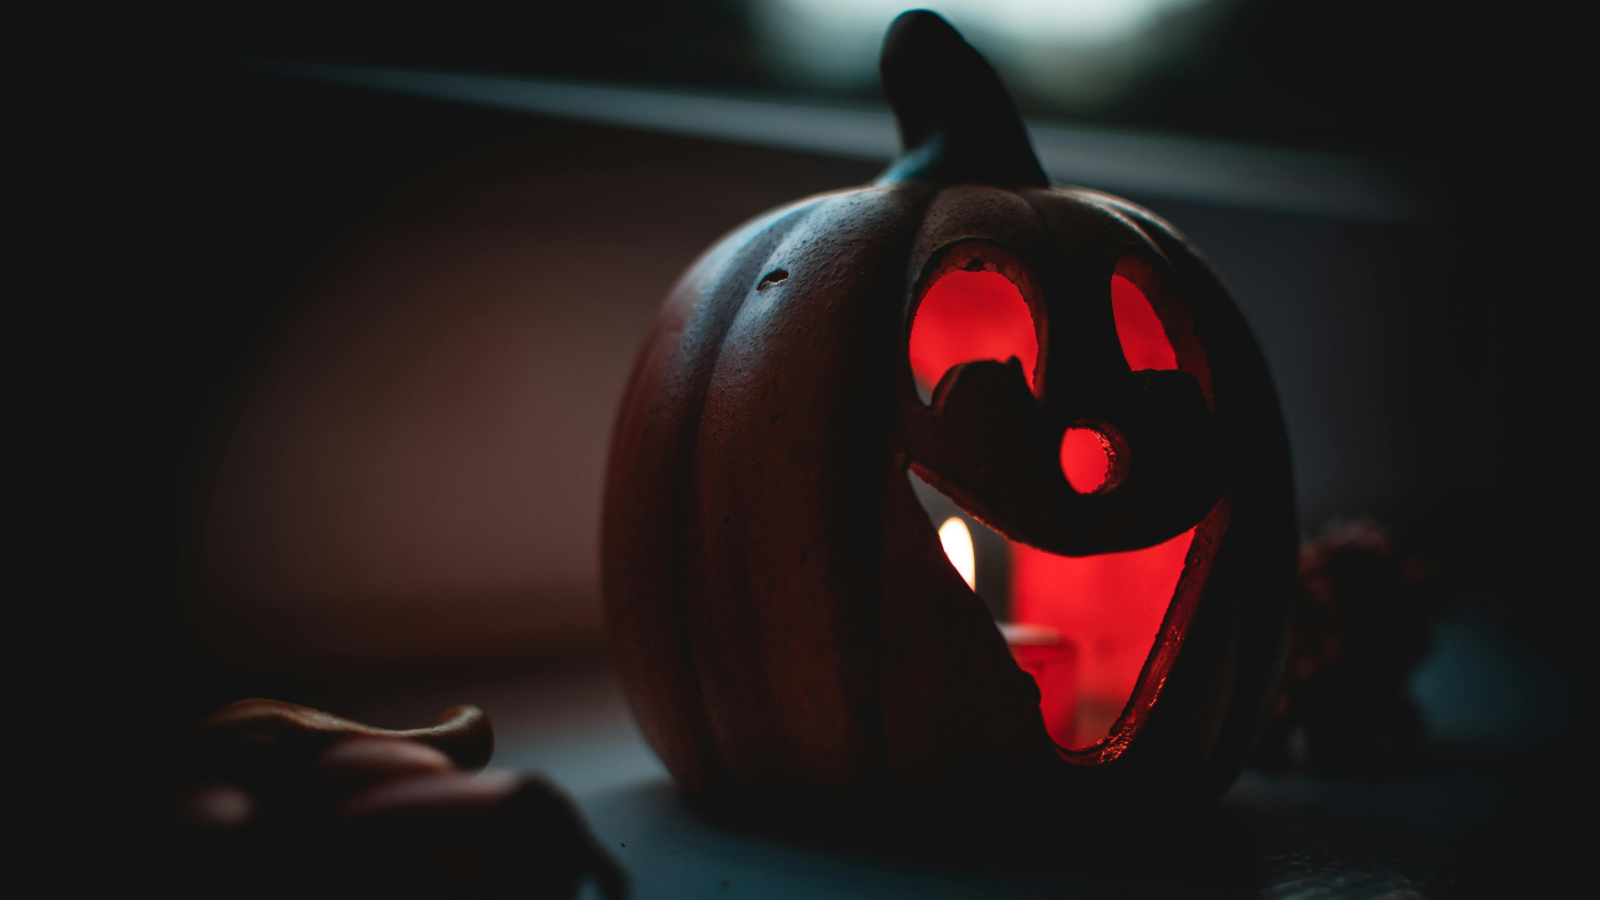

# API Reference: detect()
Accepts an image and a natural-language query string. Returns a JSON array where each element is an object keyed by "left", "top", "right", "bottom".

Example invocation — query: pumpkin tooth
[{"left": 911, "top": 462, "right": 1086, "bottom": 749}]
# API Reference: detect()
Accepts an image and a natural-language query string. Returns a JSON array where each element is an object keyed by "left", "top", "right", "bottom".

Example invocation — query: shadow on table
[{"left": 295, "top": 601, "right": 1593, "bottom": 898}]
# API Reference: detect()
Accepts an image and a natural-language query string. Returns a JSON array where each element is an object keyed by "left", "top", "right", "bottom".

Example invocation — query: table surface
[{"left": 312, "top": 607, "right": 1590, "bottom": 899}]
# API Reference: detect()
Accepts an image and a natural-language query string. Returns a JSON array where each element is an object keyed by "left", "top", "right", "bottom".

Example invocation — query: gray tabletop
[{"left": 316, "top": 605, "right": 1586, "bottom": 899}]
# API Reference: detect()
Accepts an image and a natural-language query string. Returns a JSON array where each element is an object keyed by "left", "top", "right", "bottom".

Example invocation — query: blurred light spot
[
  {"left": 1410, "top": 609, "right": 1576, "bottom": 747},
  {"left": 754, "top": 0, "right": 1224, "bottom": 108}
]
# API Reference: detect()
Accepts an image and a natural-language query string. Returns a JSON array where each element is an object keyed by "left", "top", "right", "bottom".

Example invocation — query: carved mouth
[
  {"left": 908, "top": 468, "right": 1199, "bottom": 754},
  {"left": 902, "top": 242, "right": 1224, "bottom": 760}
]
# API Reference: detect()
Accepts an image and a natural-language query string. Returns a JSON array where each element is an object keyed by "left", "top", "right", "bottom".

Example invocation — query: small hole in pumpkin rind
[
  {"left": 1059, "top": 423, "right": 1125, "bottom": 494},
  {"left": 757, "top": 269, "right": 788, "bottom": 290},
  {"left": 908, "top": 269, "right": 1038, "bottom": 401}
]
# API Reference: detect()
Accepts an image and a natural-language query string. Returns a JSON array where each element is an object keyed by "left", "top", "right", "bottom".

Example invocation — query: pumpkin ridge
[
  {"left": 680, "top": 184, "right": 940, "bottom": 798},
  {"left": 602, "top": 196, "right": 828, "bottom": 797}
]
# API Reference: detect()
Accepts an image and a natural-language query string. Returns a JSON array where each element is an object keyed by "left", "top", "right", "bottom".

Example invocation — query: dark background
[{"left": 31, "top": 2, "right": 1590, "bottom": 892}]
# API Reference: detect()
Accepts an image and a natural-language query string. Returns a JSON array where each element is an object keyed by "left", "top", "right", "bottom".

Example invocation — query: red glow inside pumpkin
[
  {"left": 1003, "top": 624, "right": 1080, "bottom": 747},
  {"left": 908, "top": 270, "right": 1038, "bottom": 394},
  {"left": 1011, "top": 530, "right": 1195, "bottom": 747}
]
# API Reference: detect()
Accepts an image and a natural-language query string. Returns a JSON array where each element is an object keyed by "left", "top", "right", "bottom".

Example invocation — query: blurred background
[
  {"left": 56, "top": 0, "right": 1579, "bottom": 688},
  {"left": 27, "top": 1, "right": 1588, "bottom": 893},
  {"left": 38, "top": 0, "right": 1588, "bottom": 875}
]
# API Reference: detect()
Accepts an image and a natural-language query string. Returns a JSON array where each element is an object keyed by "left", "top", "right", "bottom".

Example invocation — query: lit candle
[
  {"left": 937, "top": 517, "right": 977, "bottom": 590},
  {"left": 936, "top": 514, "right": 1079, "bottom": 748}
]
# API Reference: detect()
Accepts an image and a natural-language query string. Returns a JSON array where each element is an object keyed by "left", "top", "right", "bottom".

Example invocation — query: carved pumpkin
[{"left": 602, "top": 11, "right": 1296, "bottom": 810}]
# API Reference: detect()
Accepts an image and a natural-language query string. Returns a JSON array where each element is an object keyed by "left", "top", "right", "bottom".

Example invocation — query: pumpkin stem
[{"left": 877, "top": 10, "right": 1048, "bottom": 187}]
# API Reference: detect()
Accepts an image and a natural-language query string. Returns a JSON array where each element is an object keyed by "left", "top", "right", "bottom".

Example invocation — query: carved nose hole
[
  {"left": 757, "top": 269, "right": 789, "bottom": 290},
  {"left": 1060, "top": 422, "right": 1128, "bottom": 494}
]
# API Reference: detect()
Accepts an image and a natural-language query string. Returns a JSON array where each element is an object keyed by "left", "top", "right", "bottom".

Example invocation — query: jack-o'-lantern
[{"left": 602, "top": 11, "right": 1296, "bottom": 811}]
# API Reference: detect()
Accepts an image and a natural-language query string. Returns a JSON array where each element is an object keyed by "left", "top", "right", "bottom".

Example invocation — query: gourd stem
[{"left": 877, "top": 10, "right": 1049, "bottom": 188}]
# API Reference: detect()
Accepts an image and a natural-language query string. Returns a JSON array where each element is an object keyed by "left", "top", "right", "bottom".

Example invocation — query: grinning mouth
[
  {"left": 907, "top": 468, "right": 1197, "bottom": 753},
  {"left": 903, "top": 245, "right": 1223, "bottom": 759}
]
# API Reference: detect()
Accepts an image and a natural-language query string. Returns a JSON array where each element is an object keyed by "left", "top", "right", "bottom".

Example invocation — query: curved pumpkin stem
[{"left": 878, "top": 10, "right": 1049, "bottom": 188}]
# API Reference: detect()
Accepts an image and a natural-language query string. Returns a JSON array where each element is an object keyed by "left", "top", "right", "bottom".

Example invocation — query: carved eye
[
  {"left": 1111, "top": 272, "right": 1177, "bottom": 371},
  {"left": 908, "top": 269, "right": 1038, "bottom": 402}
]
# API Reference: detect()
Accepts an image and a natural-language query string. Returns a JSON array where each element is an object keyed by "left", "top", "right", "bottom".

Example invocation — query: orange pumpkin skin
[{"left": 601, "top": 13, "right": 1296, "bottom": 810}]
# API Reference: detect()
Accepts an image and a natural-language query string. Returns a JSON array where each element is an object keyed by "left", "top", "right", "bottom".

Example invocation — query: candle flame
[{"left": 938, "top": 517, "right": 977, "bottom": 591}]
